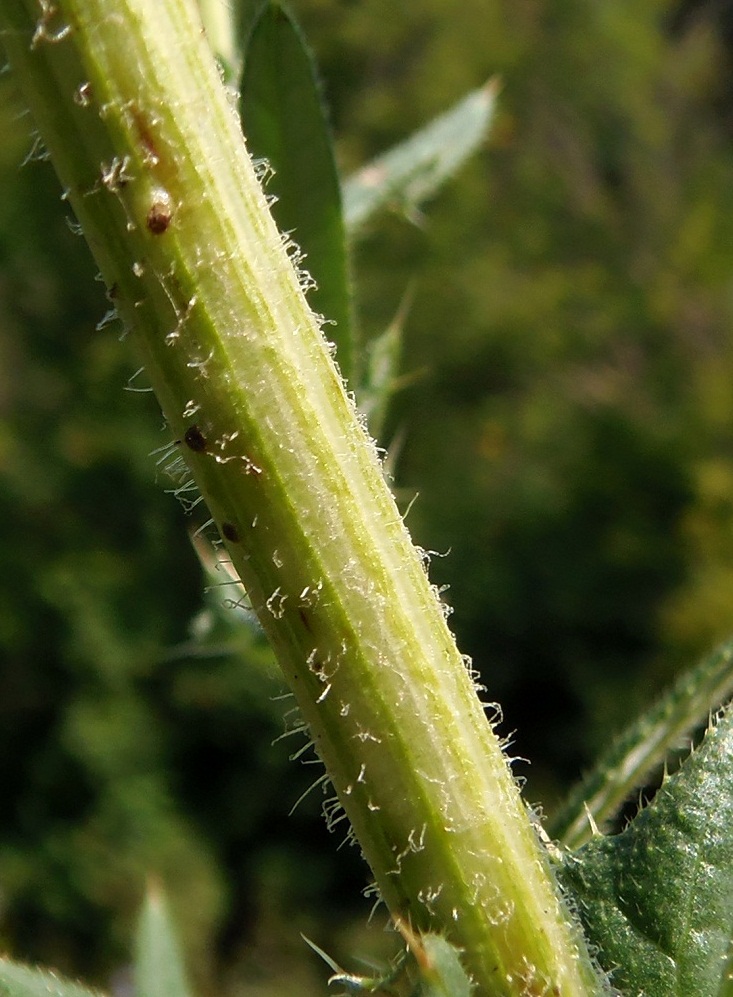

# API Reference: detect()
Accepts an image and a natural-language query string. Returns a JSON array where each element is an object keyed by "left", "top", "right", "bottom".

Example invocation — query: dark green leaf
[
  {"left": 343, "top": 81, "right": 498, "bottom": 236},
  {"left": 240, "top": 2, "right": 353, "bottom": 385},
  {"left": 0, "top": 961, "right": 102, "bottom": 997},
  {"left": 234, "top": 0, "right": 268, "bottom": 54},
  {"left": 134, "top": 882, "right": 194, "bottom": 997},
  {"left": 557, "top": 706, "right": 733, "bottom": 996}
]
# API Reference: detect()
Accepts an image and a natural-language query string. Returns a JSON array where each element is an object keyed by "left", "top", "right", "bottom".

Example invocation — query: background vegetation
[{"left": 2, "top": 0, "right": 733, "bottom": 993}]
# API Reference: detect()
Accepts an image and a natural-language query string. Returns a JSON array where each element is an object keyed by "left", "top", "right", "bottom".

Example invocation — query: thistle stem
[{"left": 0, "top": 2, "right": 604, "bottom": 992}]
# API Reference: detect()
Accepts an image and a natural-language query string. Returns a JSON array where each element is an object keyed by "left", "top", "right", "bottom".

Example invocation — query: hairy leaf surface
[{"left": 558, "top": 707, "right": 733, "bottom": 996}]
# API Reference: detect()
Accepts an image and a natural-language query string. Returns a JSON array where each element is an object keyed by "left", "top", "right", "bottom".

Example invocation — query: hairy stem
[{"left": 0, "top": 1, "right": 605, "bottom": 993}]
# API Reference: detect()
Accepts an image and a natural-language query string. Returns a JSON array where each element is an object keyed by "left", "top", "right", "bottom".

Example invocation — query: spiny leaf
[
  {"left": 134, "top": 881, "right": 194, "bottom": 997},
  {"left": 240, "top": 1, "right": 354, "bottom": 385},
  {"left": 549, "top": 635, "right": 733, "bottom": 848},
  {"left": 303, "top": 927, "right": 472, "bottom": 996},
  {"left": 302, "top": 934, "right": 404, "bottom": 995},
  {"left": 557, "top": 706, "right": 733, "bottom": 997},
  {"left": 0, "top": 961, "right": 102, "bottom": 997},
  {"left": 343, "top": 81, "right": 498, "bottom": 236}
]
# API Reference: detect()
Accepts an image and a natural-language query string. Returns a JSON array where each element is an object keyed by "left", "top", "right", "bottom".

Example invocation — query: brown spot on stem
[
  {"left": 221, "top": 522, "right": 240, "bottom": 543},
  {"left": 130, "top": 106, "right": 161, "bottom": 165},
  {"left": 184, "top": 425, "right": 207, "bottom": 452}
]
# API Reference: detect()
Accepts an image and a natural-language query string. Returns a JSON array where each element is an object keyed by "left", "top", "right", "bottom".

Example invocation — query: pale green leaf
[
  {"left": 343, "top": 81, "right": 498, "bottom": 235},
  {"left": 414, "top": 934, "right": 473, "bottom": 997},
  {"left": 134, "top": 883, "right": 194, "bottom": 997},
  {"left": 358, "top": 290, "right": 411, "bottom": 441}
]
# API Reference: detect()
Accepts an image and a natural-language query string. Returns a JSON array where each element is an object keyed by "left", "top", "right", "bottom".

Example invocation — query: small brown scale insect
[{"left": 146, "top": 188, "right": 173, "bottom": 234}]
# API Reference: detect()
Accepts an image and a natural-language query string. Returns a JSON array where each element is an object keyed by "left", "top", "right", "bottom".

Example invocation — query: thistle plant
[{"left": 0, "top": 2, "right": 732, "bottom": 996}]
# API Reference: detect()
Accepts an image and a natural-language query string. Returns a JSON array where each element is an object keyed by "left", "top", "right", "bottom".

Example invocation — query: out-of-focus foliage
[
  {"left": 342, "top": 81, "right": 499, "bottom": 236},
  {"left": 3, "top": 0, "right": 733, "bottom": 994},
  {"left": 308, "top": 0, "right": 733, "bottom": 793},
  {"left": 134, "top": 884, "right": 194, "bottom": 997}
]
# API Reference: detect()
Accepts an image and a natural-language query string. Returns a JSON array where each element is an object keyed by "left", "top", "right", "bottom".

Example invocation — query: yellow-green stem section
[{"left": 0, "top": 2, "right": 603, "bottom": 993}]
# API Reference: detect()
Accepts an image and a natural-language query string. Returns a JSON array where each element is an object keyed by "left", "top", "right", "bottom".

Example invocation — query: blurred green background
[{"left": 3, "top": 0, "right": 733, "bottom": 993}]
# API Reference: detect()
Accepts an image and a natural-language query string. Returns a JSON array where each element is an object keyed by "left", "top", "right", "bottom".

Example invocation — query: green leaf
[
  {"left": 413, "top": 934, "right": 473, "bottom": 997},
  {"left": 235, "top": 0, "right": 268, "bottom": 53},
  {"left": 358, "top": 290, "right": 410, "bottom": 442},
  {"left": 557, "top": 706, "right": 733, "bottom": 997},
  {"left": 0, "top": 962, "right": 103, "bottom": 997},
  {"left": 549, "top": 636, "right": 733, "bottom": 848},
  {"left": 343, "top": 80, "right": 499, "bottom": 236},
  {"left": 134, "top": 882, "right": 194, "bottom": 997},
  {"left": 240, "top": 1, "right": 354, "bottom": 385}
]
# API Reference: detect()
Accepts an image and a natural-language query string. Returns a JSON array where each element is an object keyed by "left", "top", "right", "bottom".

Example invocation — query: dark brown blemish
[
  {"left": 184, "top": 425, "right": 207, "bottom": 452},
  {"left": 146, "top": 198, "right": 172, "bottom": 234},
  {"left": 298, "top": 608, "right": 313, "bottom": 633},
  {"left": 221, "top": 522, "right": 240, "bottom": 543},
  {"left": 130, "top": 106, "right": 161, "bottom": 165}
]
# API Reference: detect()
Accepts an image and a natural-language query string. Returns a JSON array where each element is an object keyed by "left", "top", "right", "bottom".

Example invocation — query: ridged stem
[{"left": 0, "top": 2, "right": 604, "bottom": 993}]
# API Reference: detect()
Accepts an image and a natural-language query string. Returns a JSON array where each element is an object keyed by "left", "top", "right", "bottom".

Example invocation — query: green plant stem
[{"left": 0, "top": 2, "right": 604, "bottom": 993}]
